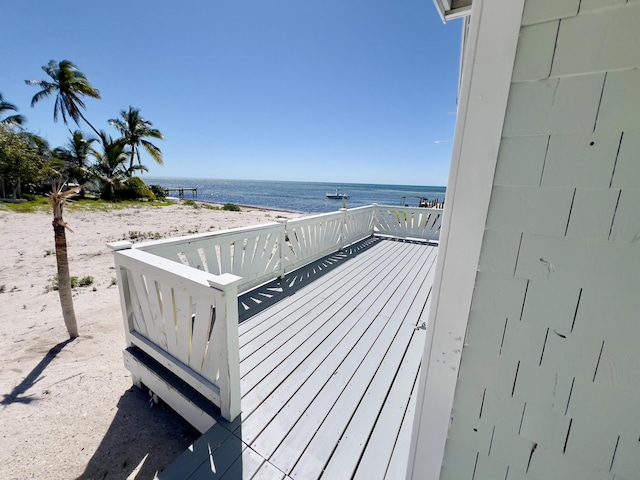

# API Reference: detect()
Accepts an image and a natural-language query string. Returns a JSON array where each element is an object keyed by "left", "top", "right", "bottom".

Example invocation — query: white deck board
[
  {"left": 240, "top": 241, "right": 425, "bottom": 412},
  {"left": 159, "top": 237, "right": 437, "bottom": 480},
  {"left": 288, "top": 246, "right": 436, "bottom": 479}
]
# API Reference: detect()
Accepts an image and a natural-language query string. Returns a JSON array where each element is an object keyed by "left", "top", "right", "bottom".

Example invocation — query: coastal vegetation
[
  {"left": 0, "top": 59, "right": 167, "bottom": 338},
  {"left": 1, "top": 59, "right": 165, "bottom": 202}
]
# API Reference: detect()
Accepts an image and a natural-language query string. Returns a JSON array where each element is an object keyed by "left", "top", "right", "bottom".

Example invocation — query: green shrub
[
  {"left": 115, "top": 177, "right": 156, "bottom": 201},
  {"left": 222, "top": 203, "right": 241, "bottom": 212},
  {"left": 149, "top": 184, "right": 167, "bottom": 199},
  {"left": 183, "top": 199, "right": 198, "bottom": 208},
  {"left": 46, "top": 275, "right": 94, "bottom": 291},
  {"left": 79, "top": 276, "right": 94, "bottom": 287}
]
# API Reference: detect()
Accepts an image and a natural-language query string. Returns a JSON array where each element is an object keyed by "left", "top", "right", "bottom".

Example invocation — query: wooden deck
[{"left": 158, "top": 236, "right": 437, "bottom": 479}]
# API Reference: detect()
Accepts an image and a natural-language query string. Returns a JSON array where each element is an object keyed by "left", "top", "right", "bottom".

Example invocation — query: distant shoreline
[{"left": 168, "top": 197, "right": 304, "bottom": 215}]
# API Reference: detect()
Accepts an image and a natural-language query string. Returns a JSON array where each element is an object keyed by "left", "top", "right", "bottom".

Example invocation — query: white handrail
[
  {"left": 110, "top": 204, "right": 441, "bottom": 423},
  {"left": 109, "top": 243, "right": 242, "bottom": 421}
]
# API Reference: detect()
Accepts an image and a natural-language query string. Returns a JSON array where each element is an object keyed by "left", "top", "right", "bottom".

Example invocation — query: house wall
[{"left": 438, "top": 1, "right": 640, "bottom": 479}]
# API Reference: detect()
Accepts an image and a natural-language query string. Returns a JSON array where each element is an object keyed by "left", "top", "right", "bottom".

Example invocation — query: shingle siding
[{"left": 442, "top": 2, "right": 640, "bottom": 478}]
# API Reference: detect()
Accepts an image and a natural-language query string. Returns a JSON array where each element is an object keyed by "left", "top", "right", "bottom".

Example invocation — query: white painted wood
[
  {"left": 139, "top": 222, "right": 283, "bottom": 294},
  {"left": 343, "top": 205, "right": 376, "bottom": 245},
  {"left": 503, "top": 74, "right": 606, "bottom": 136},
  {"left": 552, "top": 3, "right": 640, "bottom": 76},
  {"left": 470, "top": 271, "right": 528, "bottom": 317},
  {"left": 112, "top": 248, "right": 242, "bottom": 421},
  {"left": 439, "top": 440, "right": 478, "bottom": 479},
  {"left": 563, "top": 416, "right": 620, "bottom": 472},
  {"left": 520, "top": 278, "right": 581, "bottom": 331},
  {"left": 288, "top": 247, "right": 435, "bottom": 479},
  {"left": 123, "top": 349, "right": 217, "bottom": 434},
  {"left": 611, "top": 434, "right": 640, "bottom": 479},
  {"left": 519, "top": 403, "right": 570, "bottom": 449},
  {"left": 472, "top": 454, "right": 509, "bottom": 480},
  {"left": 374, "top": 205, "right": 442, "bottom": 240},
  {"left": 477, "top": 229, "right": 522, "bottom": 274},
  {"left": 521, "top": 0, "right": 579, "bottom": 26},
  {"left": 542, "top": 133, "right": 621, "bottom": 188},
  {"left": 493, "top": 135, "right": 548, "bottom": 187},
  {"left": 351, "top": 328, "right": 427, "bottom": 480},
  {"left": 611, "top": 133, "right": 640, "bottom": 188},
  {"left": 511, "top": 21, "right": 558, "bottom": 82},
  {"left": 487, "top": 181, "right": 574, "bottom": 237},
  {"left": 565, "top": 188, "right": 620, "bottom": 240},
  {"left": 566, "top": 380, "right": 640, "bottom": 438},
  {"left": 526, "top": 444, "right": 615, "bottom": 480},
  {"left": 149, "top": 238, "right": 436, "bottom": 479},
  {"left": 515, "top": 234, "right": 640, "bottom": 296},
  {"left": 486, "top": 426, "right": 537, "bottom": 473},
  {"left": 407, "top": 0, "right": 526, "bottom": 478},
  {"left": 573, "top": 287, "right": 640, "bottom": 343},
  {"left": 239, "top": 239, "right": 393, "bottom": 350},
  {"left": 384, "top": 372, "right": 421, "bottom": 479},
  {"left": 580, "top": 0, "right": 626, "bottom": 12},
  {"left": 282, "top": 211, "right": 345, "bottom": 273},
  {"left": 597, "top": 68, "right": 640, "bottom": 133},
  {"left": 243, "top": 243, "right": 428, "bottom": 418},
  {"left": 499, "top": 316, "right": 549, "bottom": 365}
]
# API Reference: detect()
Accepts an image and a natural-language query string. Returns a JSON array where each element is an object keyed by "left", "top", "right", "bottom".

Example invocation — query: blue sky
[{"left": 2, "top": 1, "right": 461, "bottom": 186}]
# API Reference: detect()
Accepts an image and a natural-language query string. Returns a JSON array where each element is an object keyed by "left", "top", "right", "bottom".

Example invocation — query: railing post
[
  {"left": 208, "top": 273, "right": 243, "bottom": 422},
  {"left": 339, "top": 208, "right": 347, "bottom": 250},
  {"left": 276, "top": 219, "right": 287, "bottom": 278},
  {"left": 371, "top": 204, "right": 378, "bottom": 237}
]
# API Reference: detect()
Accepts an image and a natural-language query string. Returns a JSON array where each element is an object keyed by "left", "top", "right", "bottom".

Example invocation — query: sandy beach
[{"left": 0, "top": 201, "right": 299, "bottom": 480}]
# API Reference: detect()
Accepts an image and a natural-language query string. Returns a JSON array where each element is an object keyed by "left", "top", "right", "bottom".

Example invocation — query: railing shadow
[
  {"left": 238, "top": 235, "right": 382, "bottom": 322},
  {"left": 76, "top": 386, "right": 198, "bottom": 480},
  {"left": 157, "top": 420, "right": 247, "bottom": 479},
  {"left": 1, "top": 338, "right": 75, "bottom": 406}
]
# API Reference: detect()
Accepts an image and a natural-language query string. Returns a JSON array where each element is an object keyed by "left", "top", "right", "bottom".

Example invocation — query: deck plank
[
  {"left": 269, "top": 244, "right": 435, "bottom": 477},
  {"left": 161, "top": 237, "right": 438, "bottom": 480},
  {"left": 239, "top": 242, "right": 425, "bottom": 417},
  {"left": 325, "top": 268, "right": 436, "bottom": 479},
  {"left": 238, "top": 238, "right": 393, "bottom": 346}
]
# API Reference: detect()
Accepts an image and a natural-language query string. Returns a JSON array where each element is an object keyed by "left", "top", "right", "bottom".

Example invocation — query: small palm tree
[
  {"left": 53, "top": 130, "right": 96, "bottom": 185},
  {"left": 91, "top": 132, "right": 146, "bottom": 199},
  {"left": 50, "top": 180, "right": 82, "bottom": 339},
  {"left": 25, "top": 60, "right": 101, "bottom": 136},
  {"left": 109, "top": 106, "right": 163, "bottom": 171},
  {"left": 0, "top": 93, "right": 25, "bottom": 128}
]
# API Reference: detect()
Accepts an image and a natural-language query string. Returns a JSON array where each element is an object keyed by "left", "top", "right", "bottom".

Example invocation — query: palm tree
[
  {"left": 0, "top": 93, "right": 25, "bottom": 127},
  {"left": 53, "top": 130, "right": 97, "bottom": 185},
  {"left": 25, "top": 60, "right": 101, "bottom": 136},
  {"left": 108, "top": 106, "right": 163, "bottom": 171},
  {"left": 91, "top": 132, "right": 146, "bottom": 199},
  {"left": 50, "top": 180, "right": 82, "bottom": 339}
]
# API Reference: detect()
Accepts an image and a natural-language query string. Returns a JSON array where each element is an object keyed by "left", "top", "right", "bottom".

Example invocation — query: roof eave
[{"left": 432, "top": 0, "right": 473, "bottom": 23}]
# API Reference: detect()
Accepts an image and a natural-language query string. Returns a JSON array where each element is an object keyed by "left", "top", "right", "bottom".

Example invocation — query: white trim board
[{"left": 406, "top": 0, "right": 525, "bottom": 478}]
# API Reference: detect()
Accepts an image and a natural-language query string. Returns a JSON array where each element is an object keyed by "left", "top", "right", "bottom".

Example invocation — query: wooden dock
[
  {"left": 158, "top": 236, "right": 437, "bottom": 479},
  {"left": 163, "top": 187, "right": 198, "bottom": 198}
]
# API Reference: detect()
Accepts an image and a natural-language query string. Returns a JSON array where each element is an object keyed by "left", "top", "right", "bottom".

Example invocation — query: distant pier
[{"left": 163, "top": 187, "right": 197, "bottom": 198}]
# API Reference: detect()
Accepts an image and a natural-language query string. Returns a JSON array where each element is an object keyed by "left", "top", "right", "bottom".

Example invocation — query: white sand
[{"left": 0, "top": 201, "right": 299, "bottom": 479}]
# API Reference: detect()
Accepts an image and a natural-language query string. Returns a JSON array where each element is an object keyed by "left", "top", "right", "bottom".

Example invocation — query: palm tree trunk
[
  {"left": 77, "top": 109, "right": 101, "bottom": 138},
  {"left": 52, "top": 215, "right": 79, "bottom": 338},
  {"left": 129, "top": 146, "right": 136, "bottom": 172}
]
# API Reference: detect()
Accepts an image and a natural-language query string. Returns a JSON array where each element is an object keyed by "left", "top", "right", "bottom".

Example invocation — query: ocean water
[{"left": 144, "top": 177, "right": 446, "bottom": 214}]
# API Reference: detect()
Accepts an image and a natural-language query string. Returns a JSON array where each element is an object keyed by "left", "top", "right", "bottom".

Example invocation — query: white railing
[
  {"left": 374, "top": 205, "right": 442, "bottom": 241},
  {"left": 109, "top": 244, "right": 242, "bottom": 422},
  {"left": 109, "top": 204, "right": 441, "bottom": 423}
]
